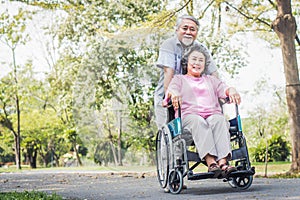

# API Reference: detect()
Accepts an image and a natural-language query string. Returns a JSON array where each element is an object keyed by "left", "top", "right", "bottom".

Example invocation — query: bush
[
  {"left": 0, "top": 146, "right": 15, "bottom": 164},
  {"left": 253, "top": 134, "right": 290, "bottom": 162}
]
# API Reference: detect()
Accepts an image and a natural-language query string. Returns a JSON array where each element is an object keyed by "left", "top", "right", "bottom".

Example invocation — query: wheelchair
[{"left": 155, "top": 99, "right": 255, "bottom": 194}]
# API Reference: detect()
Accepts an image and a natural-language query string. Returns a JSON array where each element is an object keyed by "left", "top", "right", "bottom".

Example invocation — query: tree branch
[
  {"left": 224, "top": 1, "right": 300, "bottom": 46},
  {"left": 154, "top": 0, "right": 192, "bottom": 27},
  {"left": 296, "top": 34, "right": 300, "bottom": 46},
  {"left": 267, "top": 0, "right": 277, "bottom": 9},
  {"left": 224, "top": 1, "right": 271, "bottom": 28},
  {"left": 199, "top": 0, "right": 215, "bottom": 19}
]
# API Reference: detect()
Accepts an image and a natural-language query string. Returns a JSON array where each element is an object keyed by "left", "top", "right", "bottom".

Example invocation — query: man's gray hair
[{"left": 176, "top": 15, "right": 200, "bottom": 30}]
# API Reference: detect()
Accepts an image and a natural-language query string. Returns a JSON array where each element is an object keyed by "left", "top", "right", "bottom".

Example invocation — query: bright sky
[
  {"left": 236, "top": 35, "right": 284, "bottom": 116},
  {"left": 0, "top": 1, "right": 287, "bottom": 117},
  {"left": 0, "top": 1, "right": 60, "bottom": 79}
]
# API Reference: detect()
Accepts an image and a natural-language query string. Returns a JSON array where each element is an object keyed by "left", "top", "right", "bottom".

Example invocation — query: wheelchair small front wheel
[
  {"left": 228, "top": 175, "right": 253, "bottom": 190},
  {"left": 168, "top": 169, "right": 183, "bottom": 194}
]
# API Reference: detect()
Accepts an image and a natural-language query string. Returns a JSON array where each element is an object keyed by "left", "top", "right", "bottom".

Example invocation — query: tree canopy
[{"left": 0, "top": 0, "right": 299, "bottom": 171}]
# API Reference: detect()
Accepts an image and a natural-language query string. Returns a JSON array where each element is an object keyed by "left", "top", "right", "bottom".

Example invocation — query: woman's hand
[
  {"left": 226, "top": 87, "right": 241, "bottom": 105},
  {"left": 171, "top": 95, "right": 182, "bottom": 110},
  {"left": 162, "top": 92, "right": 181, "bottom": 109}
]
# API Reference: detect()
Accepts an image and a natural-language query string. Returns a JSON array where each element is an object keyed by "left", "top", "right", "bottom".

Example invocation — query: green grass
[
  {"left": 0, "top": 162, "right": 293, "bottom": 175},
  {"left": 0, "top": 191, "right": 63, "bottom": 200},
  {"left": 0, "top": 164, "right": 156, "bottom": 173},
  {"left": 0, "top": 165, "right": 31, "bottom": 173},
  {"left": 252, "top": 161, "right": 291, "bottom": 174},
  {"left": 0, "top": 162, "right": 295, "bottom": 175},
  {"left": 252, "top": 161, "right": 300, "bottom": 178}
]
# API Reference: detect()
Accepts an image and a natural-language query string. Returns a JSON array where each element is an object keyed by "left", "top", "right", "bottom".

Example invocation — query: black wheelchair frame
[{"left": 155, "top": 101, "right": 255, "bottom": 194}]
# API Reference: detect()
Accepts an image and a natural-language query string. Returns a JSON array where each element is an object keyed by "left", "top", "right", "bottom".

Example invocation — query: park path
[{"left": 1, "top": 169, "right": 300, "bottom": 200}]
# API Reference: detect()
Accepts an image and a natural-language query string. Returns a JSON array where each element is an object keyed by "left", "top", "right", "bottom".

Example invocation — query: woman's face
[{"left": 186, "top": 50, "right": 206, "bottom": 77}]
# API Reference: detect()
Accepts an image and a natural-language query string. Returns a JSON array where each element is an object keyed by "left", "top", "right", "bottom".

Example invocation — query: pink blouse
[{"left": 164, "top": 74, "right": 229, "bottom": 119}]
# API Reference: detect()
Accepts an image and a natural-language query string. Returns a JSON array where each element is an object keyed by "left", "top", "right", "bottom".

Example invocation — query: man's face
[{"left": 176, "top": 19, "right": 198, "bottom": 47}]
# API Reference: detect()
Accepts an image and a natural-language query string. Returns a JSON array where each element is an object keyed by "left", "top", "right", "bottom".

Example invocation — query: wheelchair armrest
[{"left": 229, "top": 126, "right": 238, "bottom": 133}]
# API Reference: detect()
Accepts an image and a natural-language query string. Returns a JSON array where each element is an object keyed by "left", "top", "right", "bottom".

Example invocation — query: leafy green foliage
[
  {"left": 21, "top": 109, "right": 68, "bottom": 167},
  {"left": 0, "top": 8, "right": 36, "bottom": 169},
  {"left": 0, "top": 146, "right": 14, "bottom": 164},
  {"left": 253, "top": 134, "right": 291, "bottom": 162},
  {"left": 243, "top": 83, "right": 290, "bottom": 163},
  {"left": 0, "top": 191, "right": 63, "bottom": 200},
  {"left": 94, "top": 140, "right": 114, "bottom": 166},
  {"left": 54, "top": 0, "right": 164, "bottom": 164},
  {"left": 53, "top": 0, "right": 165, "bottom": 44},
  {"left": 207, "top": 34, "right": 248, "bottom": 78},
  {"left": 3, "top": 0, "right": 298, "bottom": 167},
  {"left": 0, "top": 8, "right": 32, "bottom": 47}
]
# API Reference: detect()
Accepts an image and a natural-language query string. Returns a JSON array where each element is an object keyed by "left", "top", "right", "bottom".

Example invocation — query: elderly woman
[{"left": 163, "top": 44, "right": 240, "bottom": 177}]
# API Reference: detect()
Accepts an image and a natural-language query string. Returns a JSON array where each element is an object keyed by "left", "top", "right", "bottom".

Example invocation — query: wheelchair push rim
[{"left": 155, "top": 129, "right": 170, "bottom": 189}]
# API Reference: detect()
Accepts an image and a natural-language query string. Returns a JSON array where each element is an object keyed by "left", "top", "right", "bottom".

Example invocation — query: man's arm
[
  {"left": 164, "top": 67, "right": 175, "bottom": 93},
  {"left": 211, "top": 71, "right": 219, "bottom": 78}
]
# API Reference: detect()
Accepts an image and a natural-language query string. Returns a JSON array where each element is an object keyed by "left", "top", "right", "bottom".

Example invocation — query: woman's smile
[{"left": 187, "top": 51, "right": 206, "bottom": 77}]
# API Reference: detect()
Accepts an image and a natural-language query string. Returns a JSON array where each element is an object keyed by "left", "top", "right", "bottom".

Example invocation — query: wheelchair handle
[{"left": 224, "top": 96, "right": 240, "bottom": 115}]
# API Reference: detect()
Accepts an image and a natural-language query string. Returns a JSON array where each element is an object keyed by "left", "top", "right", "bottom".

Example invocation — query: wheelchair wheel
[
  {"left": 156, "top": 129, "right": 170, "bottom": 188},
  {"left": 228, "top": 175, "right": 253, "bottom": 190},
  {"left": 168, "top": 169, "right": 183, "bottom": 194}
]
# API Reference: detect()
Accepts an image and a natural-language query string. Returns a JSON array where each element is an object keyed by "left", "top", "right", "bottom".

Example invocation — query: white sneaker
[{"left": 164, "top": 187, "right": 170, "bottom": 193}]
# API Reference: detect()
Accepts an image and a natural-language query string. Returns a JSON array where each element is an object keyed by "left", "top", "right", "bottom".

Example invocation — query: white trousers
[{"left": 182, "top": 114, "right": 232, "bottom": 161}]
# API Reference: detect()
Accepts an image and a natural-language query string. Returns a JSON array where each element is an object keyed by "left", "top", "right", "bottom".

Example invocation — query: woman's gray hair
[
  {"left": 181, "top": 44, "right": 209, "bottom": 74},
  {"left": 176, "top": 15, "right": 200, "bottom": 30}
]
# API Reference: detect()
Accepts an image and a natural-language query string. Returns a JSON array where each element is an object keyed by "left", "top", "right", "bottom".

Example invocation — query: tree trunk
[
  {"left": 14, "top": 135, "right": 21, "bottom": 169},
  {"left": 106, "top": 116, "right": 118, "bottom": 166},
  {"left": 54, "top": 153, "right": 60, "bottom": 167},
  {"left": 264, "top": 140, "right": 268, "bottom": 177},
  {"left": 29, "top": 149, "right": 37, "bottom": 169},
  {"left": 118, "top": 112, "right": 123, "bottom": 166},
  {"left": 74, "top": 144, "right": 83, "bottom": 166},
  {"left": 16, "top": 97, "right": 21, "bottom": 170},
  {"left": 272, "top": 0, "right": 300, "bottom": 172},
  {"left": 40, "top": 154, "right": 47, "bottom": 168},
  {"left": 12, "top": 47, "right": 22, "bottom": 170}
]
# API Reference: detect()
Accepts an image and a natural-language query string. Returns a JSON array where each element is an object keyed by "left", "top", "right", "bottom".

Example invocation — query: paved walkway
[{"left": 1, "top": 170, "right": 300, "bottom": 200}]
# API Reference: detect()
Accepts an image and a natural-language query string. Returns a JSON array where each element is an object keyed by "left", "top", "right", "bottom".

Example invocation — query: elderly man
[{"left": 154, "top": 14, "right": 218, "bottom": 128}]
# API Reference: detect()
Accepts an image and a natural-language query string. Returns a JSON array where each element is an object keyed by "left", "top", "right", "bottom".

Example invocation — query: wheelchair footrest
[
  {"left": 187, "top": 171, "right": 215, "bottom": 180},
  {"left": 187, "top": 167, "right": 255, "bottom": 180},
  {"left": 228, "top": 167, "right": 255, "bottom": 178}
]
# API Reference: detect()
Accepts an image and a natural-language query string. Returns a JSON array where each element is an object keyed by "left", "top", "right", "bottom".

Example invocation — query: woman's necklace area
[{"left": 185, "top": 73, "right": 202, "bottom": 78}]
